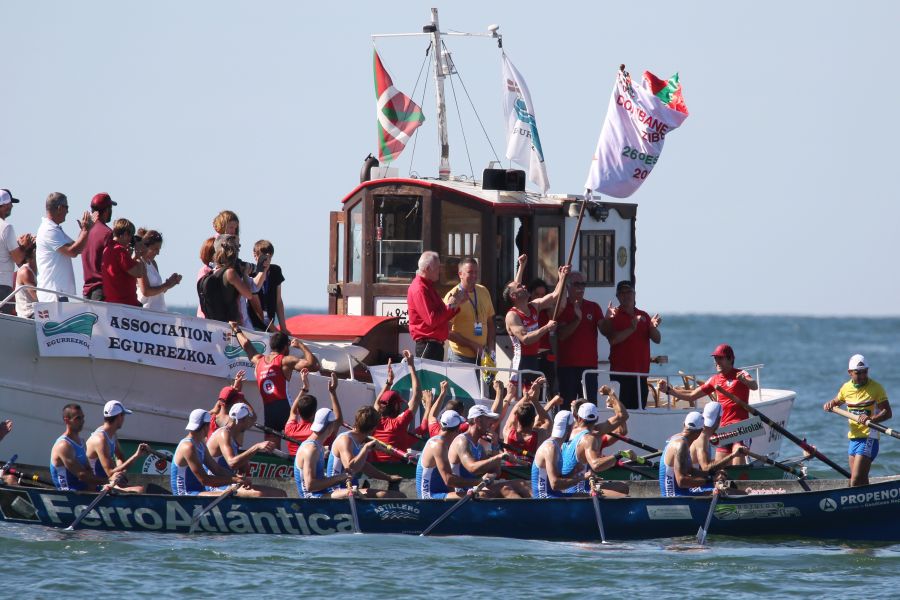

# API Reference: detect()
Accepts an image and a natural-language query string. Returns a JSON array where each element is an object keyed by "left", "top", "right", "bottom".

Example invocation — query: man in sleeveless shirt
[
  {"left": 293, "top": 408, "right": 353, "bottom": 499},
  {"left": 531, "top": 410, "right": 591, "bottom": 498},
  {"left": 416, "top": 410, "right": 491, "bottom": 499},
  {"left": 231, "top": 322, "right": 319, "bottom": 448},
  {"left": 171, "top": 409, "right": 250, "bottom": 496},
  {"left": 328, "top": 406, "right": 405, "bottom": 498},
  {"left": 85, "top": 401, "right": 150, "bottom": 493},
  {"left": 562, "top": 402, "right": 629, "bottom": 497},
  {"left": 503, "top": 264, "right": 569, "bottom": 388},
  {"left": 824, "top": 354, "right": 893, "bottom": 487},
  {"left": 51, "top": 403, "right": 114, "bottom": 491},
  {"left": 659, "top": 412, "right": 721, "bottom": 497},
  {"left": 688, "top": 401, "right": 748, "bottom": 474}
]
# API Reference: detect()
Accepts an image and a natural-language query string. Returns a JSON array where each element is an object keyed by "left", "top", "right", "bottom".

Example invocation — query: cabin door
[{"left": 327, "top": 211, "right": 344, "bottom": 314}]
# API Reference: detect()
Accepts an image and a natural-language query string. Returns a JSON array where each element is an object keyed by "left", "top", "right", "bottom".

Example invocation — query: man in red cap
[
  {"left": 209, "top": 370, "right": 247, "bottom": 436},
  {"left": 81, "top": 192, "right": 117, "bottom": 301},
  {"left": 371, "top": 350, "right": 422, "bottom": 462},
  {"left": 659, "top": 343, "right": 757, "bottom": 465}
]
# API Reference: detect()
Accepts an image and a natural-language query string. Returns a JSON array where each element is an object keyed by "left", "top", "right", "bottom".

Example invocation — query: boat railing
[
  {"left": 580, "top": 364, "right": 765, "bottom": 411},
  {"left": 0, "top": 285, "right": 174, "bottom": 316}
]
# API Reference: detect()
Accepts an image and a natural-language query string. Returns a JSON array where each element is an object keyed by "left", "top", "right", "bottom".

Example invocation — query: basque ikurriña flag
[
  {"left": 374, "top": 50, "right": 425, "bottom": 163},
  {"left": 501, "top": 53, "right": 549, "bottom": 193},
  {"left": 584, "top": 70, "right": 689, "bottom": 198}
]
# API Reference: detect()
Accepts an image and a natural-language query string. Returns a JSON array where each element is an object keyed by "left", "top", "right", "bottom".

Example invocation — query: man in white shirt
[
  {"left": 0, "top": 189, "right": 35, "bottom": 315},
  {"left": 36, "top": 192, "right": 93, "bottom": 302}
]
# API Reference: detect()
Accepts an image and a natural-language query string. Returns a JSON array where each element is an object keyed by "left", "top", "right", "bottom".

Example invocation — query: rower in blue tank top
[
  {"left": 532, "top": 438, "right": 566, "bottom": 498},
  {"left": 659, "top": 413, "right": 715, "bottom": 497},
  {"left": 171, "top": 437, "right": 209, "bottom": 496},
  {"left": 89, "top": 429, "right": 116, "bottom": 479},
  {"left": 326, "top": 431, "right": 362, "bottom": 489},
  {"left": 295, "top": 439, "right": 326, "bottom": 498},
  {"left": 50, "top": 404, "right": 108, "bottom": 492},
  {"left": 293, "top": 407, "right": 350, "bottom": 498},
  {"left": 50, "top": 435, "right": 92, "bottom": 491},
  {"left": 417, "top": 436, "right": 451, "bottom": 499}
]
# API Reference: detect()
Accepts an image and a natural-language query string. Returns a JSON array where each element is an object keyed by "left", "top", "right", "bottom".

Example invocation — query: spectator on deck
[
  {"left": 199, "top": 234, "right": 250, "bottom": 323},
  {"left": 136, "top": 228, "right": 182, "bottom": 312},
  {"left": 36, "top": 192, "right": 93, "bottom": 302},
  {"left": 248, "top": 239, "right": 290, "bottom": 334},
  {"left": 196, "top": 237, "right": 215, "bottom": 318},
  {"left": 0, "top": 189, "right": 35, "bottom": 314},
  {"left": 101, "top": 218, "right": 146, "bottom": 307},
  {"left": 444, "top": 257, "right": 495, "bottom": 365},
  {"left": 557, "top": 271, "right": 605, "bottom": 407},
  {"left": 212, "top": 210, "right": 240, "bottom": 238},
  {"left": 81, "top": 193, "right": 116, "bottom": 301},
  {"left": 14, "top": 242, "right": 38, "bottom": 318},
  {"left": 407, "top": 251, "right": 464, "bottom": 361}
]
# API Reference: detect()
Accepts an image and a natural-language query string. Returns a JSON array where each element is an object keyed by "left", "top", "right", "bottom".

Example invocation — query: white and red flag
[
  {"left": 584, "top": 70, "right": 689, "bottom": 198},
  {"left": 374, "top": 50, "right": 425, "bottom": 163}
]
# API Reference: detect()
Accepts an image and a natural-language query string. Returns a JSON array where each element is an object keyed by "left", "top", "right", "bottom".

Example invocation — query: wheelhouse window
[
  {"left": 348, "top": 202, "right": 363, "bottom": 283},
  {"left": 440, "top": 202, "right": 481, "bottom": 287},
  {"left": 375, "top": 195, "right": 423, "bottom": 283},
  {"left": 580, "top": 230, "right": 614, "bottom": 286}
]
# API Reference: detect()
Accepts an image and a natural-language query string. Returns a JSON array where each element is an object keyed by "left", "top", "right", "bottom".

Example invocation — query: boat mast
[{"left": 427, "top": 8, "right": 451, "bottom": 180}]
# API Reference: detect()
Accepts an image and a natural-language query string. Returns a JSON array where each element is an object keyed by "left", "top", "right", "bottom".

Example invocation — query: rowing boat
[{"left": 3, "top": 476, "right": 896, "bottom": 541}]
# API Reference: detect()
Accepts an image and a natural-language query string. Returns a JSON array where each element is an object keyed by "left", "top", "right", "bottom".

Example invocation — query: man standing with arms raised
[
  {"left": 444, "top": 257, "right": 495, "bottom": 364},
  {"left": 0, "top": 189, "right": 34, "bottom": 314},
  {"left": 230, "top": 321, "right": 320, "bottom": 448},
  {"left": 824, "top": 354, "right": 892, "bottom": 487},
  {"left": 81, "top": 192, "right": 116, "bottom": 301},
  {"left": 407, "top": 250, "right": 464, "bottom": 361},
  {"left": 36, "top": 192, "right": 94, "bottom": 302},
  {"left": 557, "top": 271, "right": 605, "bottom": 407}
]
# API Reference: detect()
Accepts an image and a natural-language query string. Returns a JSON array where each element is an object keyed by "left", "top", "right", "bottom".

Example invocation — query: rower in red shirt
[
  {"left": 501, "top": 376, "right": 558, "bottom": 465},
  {"left": 658, "top": 343, "right": 758, "bottom": 466},
  {"left": 372, "top": 350, "right": 423, "bottom": 463},
  {"left": 407, "top": 251, "right": 464, "bottom": 361},
  {"left": 284, "top": 369, "right": 340, "bottom": 456}
]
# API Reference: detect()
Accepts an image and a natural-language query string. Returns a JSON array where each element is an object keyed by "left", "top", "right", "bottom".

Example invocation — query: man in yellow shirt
[
  {"left": 823, "top": 354, "right": 892, "bottom": 487},
  {"left": 444, "top": 258, "right": 495, "bottom": 364}
]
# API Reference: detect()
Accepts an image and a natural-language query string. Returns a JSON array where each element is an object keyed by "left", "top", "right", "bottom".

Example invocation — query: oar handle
[
  {"left": 341, "top": 422, "right": 415, "bottom": 463},
  {"left": 254, "top": 423, "right": 304, "bottom": 447},
  {"left": 608, "top": 432, "right": 659, "bottom": 454},
  {"left": 746, "top": 450, "right": 806, "bottom": 479},
  {"left": 828, "top": 406, "right": 900, "bottom": 440},
  {"left": 730, "top": 396, "right": 851, "bottom": 479}
]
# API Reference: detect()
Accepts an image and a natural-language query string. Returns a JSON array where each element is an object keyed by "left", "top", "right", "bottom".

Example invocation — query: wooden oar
[
  {"left": 827, "top": 406, "right": 900, "bottom": 440},
  {"left": 747, "top": 451, "right": 811, "bottom": 491},
  {"left": 696, "top": 486, "right": 720, "bottom": 546},
  {"left": 345, "top": 478, "right": 361, "bottom": 535},
  {"left": 728, "top": 395, "right": 851, "bottom": 478},
  {"left": 608, "top": 432, "right": 659, "bottom": 454},
  {"left": 188, "top": 483, "right": 241, "bottom": 533},
  {"left": 64, "top": 475, "right": 121, "bottom": 532},
  {"left": 589, "top": 477, "right": 608, "bottom": 544},
  {"left": 253, "top": 423, "right": 304, "bottom": 447},
  {"left": 420, "top": 479, "right": 489, "bottom": 537}
]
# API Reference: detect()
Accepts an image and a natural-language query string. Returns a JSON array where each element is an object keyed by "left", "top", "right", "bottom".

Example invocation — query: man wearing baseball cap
[
  {"left": 532, "top": 410, "right": 592, "bottom": 498},
  {"left": 0, "top": 189, "right": 35, "bottom": 314},
  {"left": 559, "top": 398, "right": 630, "bottom": 498},
  {"left": 824, "top": 354, "right": 893, "bottom": 487},
  {"left": 600, "top": 280, "right": 662, "bottom": 410},
  {"left": 688, "top": 401, "right": 748, "bottom": 474},
  {"left": 170, "top": 409, "right": 250, "bottom": 496},
  {"left": 371, "top": 351, "right": 422, "bottom": 463},
  {"left": 327, "top": 406, "right": 405, "bottom": 498},
  {"left": 81, "top": 192, "right": 117, "bottom": 300},
  {"left": 660, "top": 412, "right": 719, "bottom": 497},
  {"left": 659, "top": 343, "right": 758, "bottom": 466},
  {"left": 208, "top": 370, "right": 248, "bottom": 436},
  {"left": 293, "top": 407, "right": 353, "bottom": 499},
  {"left": 85, "top": 400, "right": 151, "bottom": 493},
  {"left": 416, "top": 409, "right": 488, "bottom": 499}
]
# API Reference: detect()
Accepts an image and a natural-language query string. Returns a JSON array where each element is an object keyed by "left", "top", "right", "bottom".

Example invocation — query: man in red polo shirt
[
  {"left": 600, "top": 280, "right": 661, "bottom": 409},
  {"left": 372, "top": 350, "right": 422, "bottom": 462},
  {"left": 81, "top": 192, "right": 116, "bottom": 301},
  {"left": 659, "top": 343, "right": 757, "bottom": 465},
  {"left": 557, "top": 271, "right": 604, "bottom": 408},
  {"left": 101, "top": 218, "right": 146, "bottom": 306},
  {"left": 407, "top": 251, "right": 464, "bottom": 361}
]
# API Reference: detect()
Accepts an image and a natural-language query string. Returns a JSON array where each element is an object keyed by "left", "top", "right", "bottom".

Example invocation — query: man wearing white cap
[
  {"left": 85, "top": 400, "right": 151, "bottom": 493},
  {"left": 51, "top": 403, "right": 113, "bottom": 491},
  {"left": 659, "top": 412, "right": 719, "bottom": 497},
  {"left": 0, "top": 188, "right": 35, "bottom": 314},
  {"left": 170, "top": 409, "right": 250, "bottom": 496},
  {"left": 531, "top": 411, "right": 591, "bottom": 498},
  {"left": 824, "top": 354, "right": 893, "bottom": 487},
  {"left": 327, "top": 406, "right": 405, "bottom": 498},
  {"left": 560, "top": 400, "right": 630, "bottom": 497},
  {"left": 293, "top": 408, "right": 352, "bottom": 498},
  {"left": 416, "top": 410, "right": 487, "bottom": 499},
  {"left": 689, "top": 402, "right": 748, "bottom": 472}
]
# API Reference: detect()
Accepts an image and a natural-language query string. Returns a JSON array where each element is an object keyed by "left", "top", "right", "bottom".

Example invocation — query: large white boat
[{"left": 0, "top": 9, "right": 794, "bottom": 470}]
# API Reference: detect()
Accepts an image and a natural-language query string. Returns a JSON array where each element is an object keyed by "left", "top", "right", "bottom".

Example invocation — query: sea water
[{"left": 2, "top": 315, "right": 899, "bottom": 598}]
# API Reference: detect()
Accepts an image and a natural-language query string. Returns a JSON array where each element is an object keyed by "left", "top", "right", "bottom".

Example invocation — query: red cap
[
  {"left": 711, "top": 344, "right": 734, "bottom": 360},
  {"left": 377, "top": 390, "right": 404, "bottom": 406},
  {"left": 90, "top": 193, "right": 117, "bottom": 210},
  {"left": 218, "top": 386, "right": 244, "bottom": 403}
]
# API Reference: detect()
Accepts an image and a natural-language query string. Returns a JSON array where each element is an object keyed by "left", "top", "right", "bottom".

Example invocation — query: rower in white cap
[
  {"left": 531, "top": 411, "right": 591, "bottom": 498},
  {"left": 293, "top": 407, "right": 353, "bottom": 498},
  {"left": 688, "top": 401, "right": 748, "bottom": 473},
  {"left": 170, "top": 409, "right": 250, "bottom": 496},
  {"left": 85, "top": 400, "right": 150, "bottom": 493}
]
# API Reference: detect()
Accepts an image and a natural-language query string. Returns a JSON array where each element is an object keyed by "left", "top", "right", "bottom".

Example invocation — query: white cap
[
  {"left": 848, "top": 354, "right": 868, "bottom": 371},
  {"left": 186, "top": 409, "right": 211, "bottom": 431},
  {"left": 103, "top": 400, "right": 133, "bottom": 418},
  {"left": 702, "top": 402, "right": 722, "bottom": 428},
  {"left": 0, "top": 189, "right": 19, "bottom": 206},
  {"left": 311, "top": 408, "right": 336, "bottom": 433},
  {"left": 228, "top": 402, "right": 251, "bottom": 421},
  {"left": 684, "top": 412, "right": 704, "bottom": 431},
  {"left": 552, "top": 411, "right": 574, "bottom": 438},
  {"left": 468, "top": 405, "right": 499, "bottom": 420},
  {"left": 577, "top": 403, "right": 600, "bottom": 423},
  {"left": 440, "top": 409, "right": 465, "bottom": 429}
]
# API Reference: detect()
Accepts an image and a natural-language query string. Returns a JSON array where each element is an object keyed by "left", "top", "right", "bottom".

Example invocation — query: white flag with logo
[
  {"left": 584, "top": 70, "right": 689, "bottom": 198},
  {"left": 502, "top": 53, "right": 550, "bottom": 193}
]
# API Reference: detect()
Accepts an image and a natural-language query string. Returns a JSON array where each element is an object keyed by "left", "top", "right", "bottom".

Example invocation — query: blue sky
[{"left": 2, "top": 1, "right": 897, "bottom": 316}]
